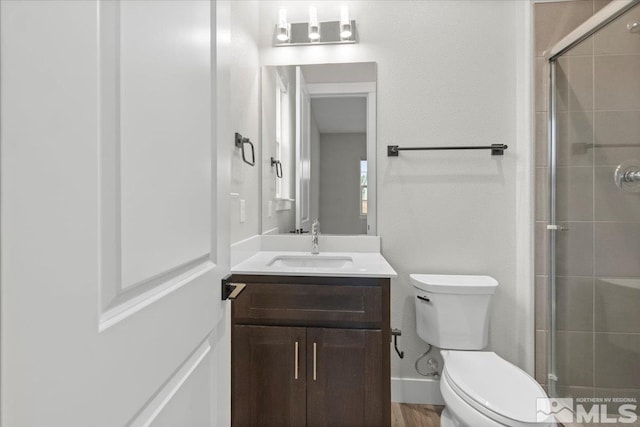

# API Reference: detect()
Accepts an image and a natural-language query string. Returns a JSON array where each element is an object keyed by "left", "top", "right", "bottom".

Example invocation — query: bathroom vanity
[
  {"left": 230, "top": 235, "right": 397, "bottom": 427},
  {"left": 230, "top": 274, "right": 390, "bottom": 426},
  {"left": 229, "top": 239, "right": 396, "bottom": 426}
]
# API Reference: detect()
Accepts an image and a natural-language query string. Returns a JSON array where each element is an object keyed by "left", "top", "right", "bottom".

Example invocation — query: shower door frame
[{"left": 545, "top": 0, "right": 640, "bottom": 398}]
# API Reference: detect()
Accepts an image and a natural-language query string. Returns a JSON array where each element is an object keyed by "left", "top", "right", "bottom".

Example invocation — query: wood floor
[{"left": 391, "top": 403, "right": 444, "bottom": 427}]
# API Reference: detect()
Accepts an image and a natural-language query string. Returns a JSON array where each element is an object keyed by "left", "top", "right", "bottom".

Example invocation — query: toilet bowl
[
  {"left": 440, "top": 350, "right": 555, "bottom": 426},
  {"left": 411, "top": 274, "right": 556, "bottom": 427}
]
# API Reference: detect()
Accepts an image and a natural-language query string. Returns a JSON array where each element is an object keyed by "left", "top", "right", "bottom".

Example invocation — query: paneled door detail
[
  {"left": 98, "top": 0, "right": 216, "bottom": 329},
  {"left": 0, "top": 1, "right": 231, "bottom": 426}
]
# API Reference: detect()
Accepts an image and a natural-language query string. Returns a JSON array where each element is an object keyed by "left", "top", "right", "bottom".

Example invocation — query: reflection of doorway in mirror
[
  {"left": 312, "top": 96, "right": 367, "bottom": 235},
  {"left": 275, "top": 72, "right": 286, "bottom": 199}
]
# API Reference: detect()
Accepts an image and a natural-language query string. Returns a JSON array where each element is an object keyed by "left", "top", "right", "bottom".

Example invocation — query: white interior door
[
  {"left": 1, "top": 1, "right": 231, "bottom": 426},
  {"left": 295, "top": 66, "right": 311, "bottom": 232}
]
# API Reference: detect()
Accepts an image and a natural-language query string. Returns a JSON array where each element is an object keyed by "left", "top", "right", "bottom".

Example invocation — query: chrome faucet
[{"left": 311, "top": 219, "right": 320, "bottom": 254}]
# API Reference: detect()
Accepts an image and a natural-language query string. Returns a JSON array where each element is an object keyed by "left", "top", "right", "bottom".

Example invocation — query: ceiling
[
  {"left": 301, "top": 63, "right": 376, "bottom": 84},
  {"left": 310, "top": 97, "right": 366, "bottom": 133}
]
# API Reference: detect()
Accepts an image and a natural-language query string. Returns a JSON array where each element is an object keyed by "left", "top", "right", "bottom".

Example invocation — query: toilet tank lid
[{"left": 410, "top": 274, "right": 498, "bottom": 294}]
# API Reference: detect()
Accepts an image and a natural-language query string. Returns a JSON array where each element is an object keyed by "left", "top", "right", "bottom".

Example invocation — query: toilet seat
[{"left": 442, "top": 350, "right": 554, "bottom": 426}]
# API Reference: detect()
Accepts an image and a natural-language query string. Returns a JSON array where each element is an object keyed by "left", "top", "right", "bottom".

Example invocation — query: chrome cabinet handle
[
  {"left": 294, "top": 341, "right": 299, "bottom": 380},
  {"left": 313, "top": 342, "right": 317, "bottom": 381}
]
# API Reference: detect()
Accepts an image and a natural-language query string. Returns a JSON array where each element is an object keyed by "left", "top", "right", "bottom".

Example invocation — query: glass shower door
[{"left": 548, "top": 2, "right": 640, "bottom": 421}]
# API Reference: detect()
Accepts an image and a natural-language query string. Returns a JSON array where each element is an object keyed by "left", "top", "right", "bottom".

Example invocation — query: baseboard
[{"left": 391, "top": 377, "right": 445, "bottom": 405}]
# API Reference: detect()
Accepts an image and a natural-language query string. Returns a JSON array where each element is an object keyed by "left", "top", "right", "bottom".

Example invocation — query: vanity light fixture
[
  {"left": 273, "top": 5, "right": 358, "bottom": 47},
  {"left": 276, "top": 9, "right": 290, "bottom": 42},
  {"left": 339, "top": 5, "right": 352, "bottom": 39},
  {"left": 308, "top": 7, "right": 321, "bottom": 41}
]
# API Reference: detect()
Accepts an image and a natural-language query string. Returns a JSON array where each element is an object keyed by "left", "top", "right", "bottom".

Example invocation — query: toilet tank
[{"left": 411, "top": 274, "right": 498, "bottom": 350}]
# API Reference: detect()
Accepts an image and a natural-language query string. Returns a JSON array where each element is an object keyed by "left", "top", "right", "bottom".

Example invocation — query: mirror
[{"left": 261, "top": 62, "right": 377, "bottom": 236}]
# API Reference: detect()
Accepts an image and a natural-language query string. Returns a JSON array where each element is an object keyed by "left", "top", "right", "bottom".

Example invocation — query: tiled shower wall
[{"left": 534, "top": 0, "right": 640, "bottom": 403}]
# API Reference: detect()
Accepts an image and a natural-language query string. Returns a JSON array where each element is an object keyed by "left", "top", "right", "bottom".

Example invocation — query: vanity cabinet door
[
  {"left": 233, "top": 325, "right": 307, "bottom": 427},
  {"left": 306, "top": 328, "right": 386, "bottom": 427}
]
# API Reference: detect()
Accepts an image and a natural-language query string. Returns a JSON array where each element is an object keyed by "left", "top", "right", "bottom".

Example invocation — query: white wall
[
  {"left": 230, "top": 1, "right": 261, "bottom": 244},
  {"left": 259, "top": 0, "right": 533, "bottom": 389},
  {"left": 319, "top": 133, "right": 367, "bottom": 235}
]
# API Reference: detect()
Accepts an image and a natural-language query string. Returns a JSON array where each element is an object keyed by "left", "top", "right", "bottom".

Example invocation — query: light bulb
[
  {"left": 340, "top": 5, "right": 352, "bottom": 39},
  {"left": 308, "top": 7, "right": 320, "bottom": 41},
  {"left": 276, "top": 9, "right": 289, "bottom": 42}
]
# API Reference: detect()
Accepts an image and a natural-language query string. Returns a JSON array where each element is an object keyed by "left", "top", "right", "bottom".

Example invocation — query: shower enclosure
[{"left": 545, "top": 0, "right": 640, "bottom": 411}]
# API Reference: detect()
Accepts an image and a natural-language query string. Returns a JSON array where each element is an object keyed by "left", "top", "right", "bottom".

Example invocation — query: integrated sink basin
[{"left": 267, "top": 255, "right": 354, "bottom": 269}]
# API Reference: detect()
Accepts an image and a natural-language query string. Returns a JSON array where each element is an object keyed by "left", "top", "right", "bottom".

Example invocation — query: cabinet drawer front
[{"left": 233, "top": 283, "right": 382, "bottom": 328}]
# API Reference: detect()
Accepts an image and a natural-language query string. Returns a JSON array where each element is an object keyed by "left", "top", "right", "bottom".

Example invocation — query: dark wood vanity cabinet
[
  {"left": 231, "top": 275, "right": 391, "bottom": 427},
  {"left": 233, "top": 325, "right": 307, "bottom": 426}
]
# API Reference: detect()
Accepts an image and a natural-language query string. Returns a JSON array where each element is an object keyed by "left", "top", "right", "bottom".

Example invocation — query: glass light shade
[
  {"left": 276, "top": 9, "right": 289, "bottom": 42},
  {"left": 276, "top": 27, "right": 289, "bottom": 42},
  {"left": 308, "top": 7, "right": 320, "bottom": 40},
  {"left": 340, "top": 24, "right": 352, "bottom": 39},
  {"left": 309, "top": 25, "right": 320, "bottom": 40},
  {"left": 339, "top": 5, "right": 352, "bottom": 39}
]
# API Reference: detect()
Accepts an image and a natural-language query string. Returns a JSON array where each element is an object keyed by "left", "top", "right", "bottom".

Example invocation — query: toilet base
[{"left": 440, "top": 407, "right": 458, "bottom": 427}]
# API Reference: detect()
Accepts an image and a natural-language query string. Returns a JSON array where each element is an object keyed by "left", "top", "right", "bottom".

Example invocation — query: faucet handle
[{"left": 311, "top": 219, "right": 320, "bottom": 254}]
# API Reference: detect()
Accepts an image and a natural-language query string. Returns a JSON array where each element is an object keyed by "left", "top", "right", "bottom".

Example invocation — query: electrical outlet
[{"left": 240, "top": 199, "right": 246, "bottom": 223}]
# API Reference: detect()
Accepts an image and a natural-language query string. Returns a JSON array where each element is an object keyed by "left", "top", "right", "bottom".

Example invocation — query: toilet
[{"left": 411, "top": 274, "right": 556, "bottom": 427}]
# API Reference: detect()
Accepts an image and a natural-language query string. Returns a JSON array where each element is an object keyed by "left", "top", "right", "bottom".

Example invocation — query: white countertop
[{"left": 231, "top": 250, "right": 397, "bottom": 278}]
